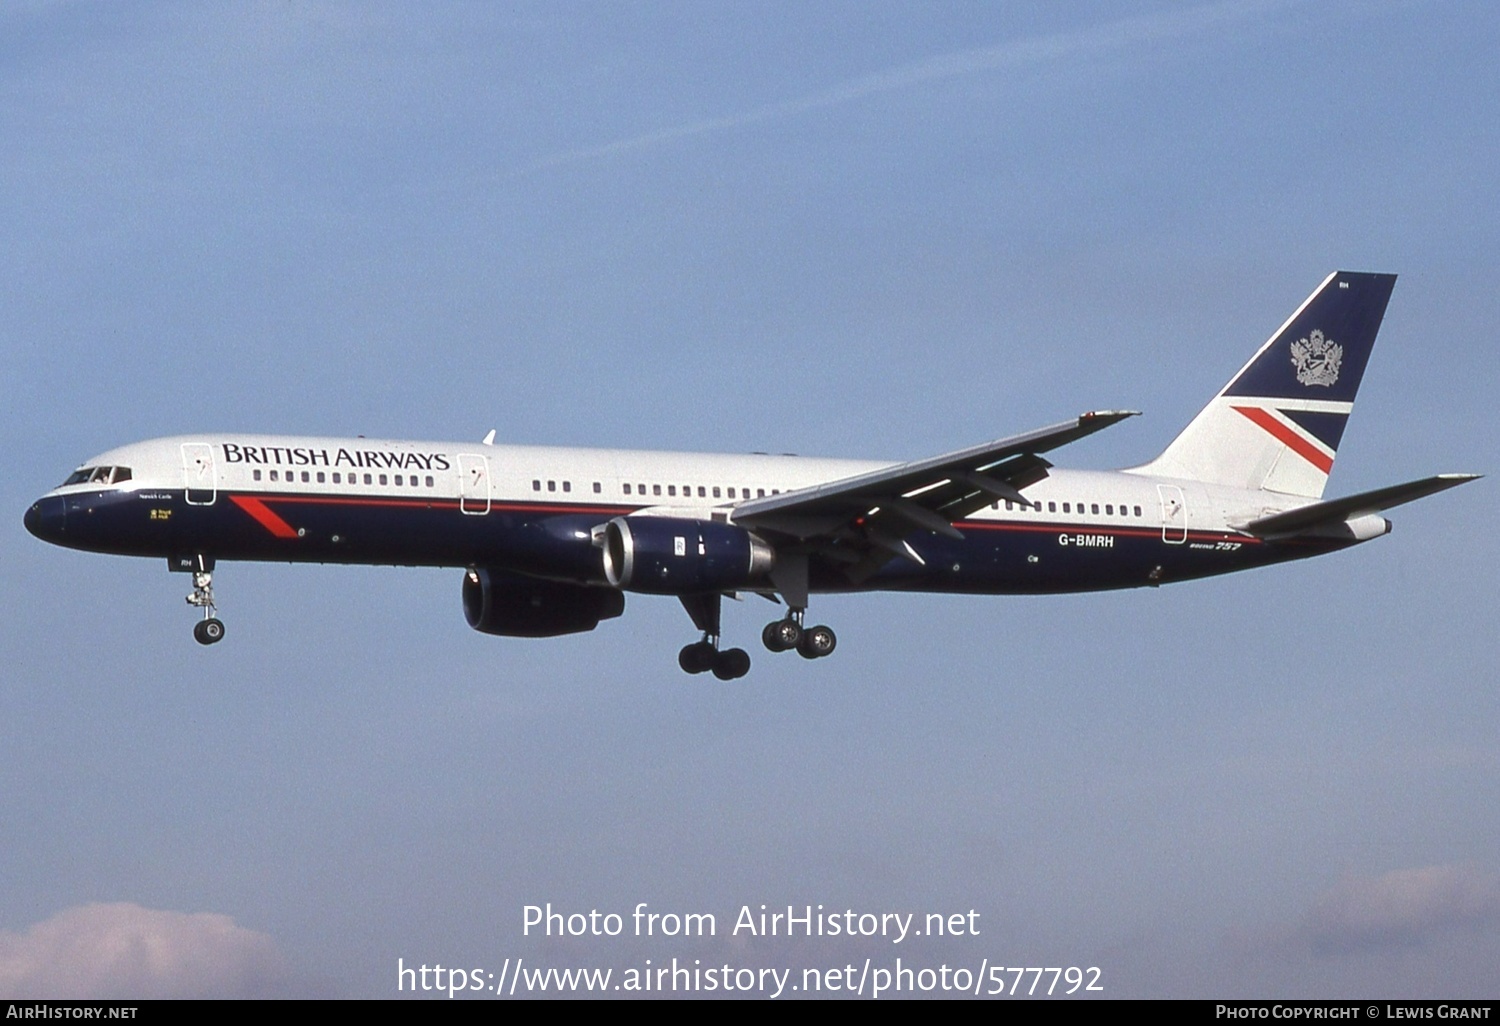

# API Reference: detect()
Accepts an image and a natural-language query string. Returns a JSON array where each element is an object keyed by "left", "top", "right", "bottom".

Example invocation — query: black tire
[
  {"left": 714, "top": 648, "right": 751, "bottom": 680},
  {"left": 797, "top": 624, "right": 836, "bottom": 659},
  {"left": 194, "top": 618, "right": 225, "bottom": 646},
  {"left": 678, "top": 641, "right": 715, "bottom": 674},
  {"left": 762, "top": 619, "right": 801, "bottom": 652}
]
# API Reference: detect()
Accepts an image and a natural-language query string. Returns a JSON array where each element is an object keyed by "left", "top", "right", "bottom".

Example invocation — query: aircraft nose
[{"left": 24, "top": 496, "right": 64, "bottom": 541}]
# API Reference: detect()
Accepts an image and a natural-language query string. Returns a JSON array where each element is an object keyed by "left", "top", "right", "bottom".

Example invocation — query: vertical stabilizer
[{"left": 1130, "top": 271, "right": 1397, "bottom": 498}]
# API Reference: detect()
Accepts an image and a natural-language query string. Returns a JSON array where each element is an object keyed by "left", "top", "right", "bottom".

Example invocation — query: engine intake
[
  {"left": 463, "top": 567, "right": 624, "bottom": 638},
  {"left": 601, "top": 517, "right": 775, "bottom": 594}
]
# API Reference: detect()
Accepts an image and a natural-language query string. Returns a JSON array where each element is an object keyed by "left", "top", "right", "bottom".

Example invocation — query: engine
[
  {"left": 600, "top": 516, "right": 775, "bottom": 595},
  {"left": 462, "top": 567, "right": 625, "bottom": 638}
]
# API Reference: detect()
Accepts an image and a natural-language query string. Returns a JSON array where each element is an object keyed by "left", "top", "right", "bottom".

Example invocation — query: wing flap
[{"left": 732, "top": 410, "right": 1137, "bottom": 541}]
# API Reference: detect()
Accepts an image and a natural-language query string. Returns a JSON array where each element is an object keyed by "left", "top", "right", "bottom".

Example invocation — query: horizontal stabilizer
[{"left": 1239, "top": 474, "right": 1480, "bottom": 537}]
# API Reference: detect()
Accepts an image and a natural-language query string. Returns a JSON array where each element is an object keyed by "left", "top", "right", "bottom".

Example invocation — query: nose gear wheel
[{"left": 185, "top": 567, "right": 225, "bottom": 645}]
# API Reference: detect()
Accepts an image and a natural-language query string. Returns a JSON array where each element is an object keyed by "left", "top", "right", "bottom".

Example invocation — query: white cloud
[
  {"left": 0, "top": 903, "right": 290, "bottom": 999},
  {"left": 1304, "top": 865, "right": 1500, "bottom": 956}
]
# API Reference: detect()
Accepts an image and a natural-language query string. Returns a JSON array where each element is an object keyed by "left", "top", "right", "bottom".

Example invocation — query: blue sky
[{"left": 2, "top": 0, "right": 1496, "bottom": 998}]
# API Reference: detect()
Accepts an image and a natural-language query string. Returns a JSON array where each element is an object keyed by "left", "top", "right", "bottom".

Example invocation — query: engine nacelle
[
  {"left": 600, "top": 517, "right": 775, "bottom": 594},
  {"left": 462, "top": 567, "right": 625, "bottom": 638}
]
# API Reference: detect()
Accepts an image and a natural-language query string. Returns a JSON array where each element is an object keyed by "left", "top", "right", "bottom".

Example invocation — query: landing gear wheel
[
  {"left": 712, "top": 648, "right": 751, "bottom": 681},
  {"left": 797, "top": 624, "right": 836, "bottom": 660},
  {"left": 762, "top": 619, "right": 802, "bottom": 653},
  {"left": 193, "top": 618, "right": 225, "bottom": 646},
  {"left": 678, "top": 641, "right": 717, "bottom": 674}
]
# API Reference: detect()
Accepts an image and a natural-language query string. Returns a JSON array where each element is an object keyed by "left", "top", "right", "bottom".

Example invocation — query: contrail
[{"left": 514, "top": 0, "right": 1292, "bottom": 176}]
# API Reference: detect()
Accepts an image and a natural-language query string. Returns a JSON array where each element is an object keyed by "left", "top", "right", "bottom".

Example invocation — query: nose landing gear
[
  {"left": 192, "top": 614, "right": 225, "bottom": 645},
  {"left": 184, "top": 563, "right": 225, "bottom": 645}
]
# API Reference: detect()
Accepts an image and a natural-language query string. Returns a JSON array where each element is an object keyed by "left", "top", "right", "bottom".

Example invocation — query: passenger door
[
  {"left": 458, "top": 453, "right": 491, "bottom": 514},
  {"left": 181, "top": 443, "right": 217, "bottom": 506}
]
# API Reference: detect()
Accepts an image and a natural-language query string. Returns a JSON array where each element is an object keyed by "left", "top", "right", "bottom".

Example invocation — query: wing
[{"left": 731, "top": 410, "right": 1138, "bottom": 584}]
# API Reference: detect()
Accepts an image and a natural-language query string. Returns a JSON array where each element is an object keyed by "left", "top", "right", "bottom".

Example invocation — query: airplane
[{"left": 24, "top": 271, "right": 1477, "bottom": 679}]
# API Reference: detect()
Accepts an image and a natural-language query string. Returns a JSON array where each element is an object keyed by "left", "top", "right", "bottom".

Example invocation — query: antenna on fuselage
[{"left": 482, "top": 429, "right": 496, "bottom": 446}]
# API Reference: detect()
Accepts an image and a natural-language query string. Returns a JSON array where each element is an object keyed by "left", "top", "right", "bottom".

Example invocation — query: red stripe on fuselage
[
  {"left": 1232, "top": 406, "right": 1334, "bottom": 473},
  {"left": 224, "top": 491, "right": 637, "bottom": 537},
  {"left": 257, "top": 494, "right": 635, "bottom": 517},
  {"left": 228, "top": 495, "right": 299, "bottom": 538},
  {"left": 223, "top": 490, "right": 1265, "bottom": 549},
  {"left": 961, "top": 520, "right": 1260, "bottom": 545}
]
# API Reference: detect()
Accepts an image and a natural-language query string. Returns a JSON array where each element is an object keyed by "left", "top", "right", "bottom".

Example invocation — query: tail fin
[{"left": 1130, "top": 271, "right": 1397, "bottom": 498}]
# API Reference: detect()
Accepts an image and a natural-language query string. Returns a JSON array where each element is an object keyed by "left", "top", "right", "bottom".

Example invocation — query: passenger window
[
  {"left": 270, "top": 470, "right": 279, "bottom": 482},
  {"left": 1105, "top": 504, "right": 1113, "bottom": 515},
  {"left": 712, "top": 486, "right": 721, "bottom": 498},
  {"left": 1062, "top": 502, "right": 1070, "bottom": 513},
  {"left": 317, "top": 472, "right": 326, "bottom": 483},
  {"left": 379, "top": 474, "right": 388, "bottom": 486},
  {"left": 532, "top": 480, "right": 541, "bottom": 492},
  {"left": 253, "top": 469, "right": 262, "bottom": 482},
  {"left": 563, "top": 481, "right": 571, "bottom": 493},
  {"left": 697, "top": 486, "right": 706, "bottom": 498},
  {"left": 547, "top": 480, "right": 556, "bottom": 492},
  {"left": 1091, "top": 503, "right": 1099, "bottom": 515},
  {"left": 668, "top": 485, "right": 677, "bottom": 497},
  {"left": 727, "top": 487, "right": 736, "bottom": 499},
  {"left": 653, "top": 484, "right": 662, "bottom": 497},
  {"left": 364, "top": 474, "right": 372, "bottom": 485},
  {"left": 426, "top": 476, "right": 434, "bottom": 487},
  {"left": 1048, "top": 501, "right": 1056, "bottom": 512},
  {"left": 1134, "top": 505, "right": 1142, "bottom": 516},
  {"left": 593, "top": 482, "right": 601, "bottom": 494},
  {"left": 623, "top": 483, "right": 632, "bottom": 495},
  {"left": 332, "top": 472, "right": 341, "bottom": 484},
  {"left": 758, "top": 489, "right": 766, "bottom": 497}
]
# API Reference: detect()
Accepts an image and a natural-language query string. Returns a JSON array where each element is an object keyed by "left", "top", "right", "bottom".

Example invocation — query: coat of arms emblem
[{"left": 1289, "top": 329, "right": 1342, "bottom": 387}]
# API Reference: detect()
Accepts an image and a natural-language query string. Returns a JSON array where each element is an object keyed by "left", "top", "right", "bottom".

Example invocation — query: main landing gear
[
  {"left": 675, "top": 592, "right": 836, "bottom": 679},
  {"left": 760, "top": 609, "right": 836, "bottom": 660},
  {"left": 678, "top": 638, "right": 751, "bottom": 681},
  {"left": 676, "top": 593, "right": 750, "bottom": 680},
  {"left": 183, "top": 561, "right": 225, "bottom": 646}
]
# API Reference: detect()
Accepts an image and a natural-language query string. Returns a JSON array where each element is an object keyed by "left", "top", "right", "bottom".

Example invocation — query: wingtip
[{"left": 1081, "top": 409, "right": 1142, "bottom": 421}]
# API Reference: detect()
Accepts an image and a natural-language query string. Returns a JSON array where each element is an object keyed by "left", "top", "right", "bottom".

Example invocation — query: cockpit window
[{"left": 61, "top": 466, "right": 132, "bottom": 487}]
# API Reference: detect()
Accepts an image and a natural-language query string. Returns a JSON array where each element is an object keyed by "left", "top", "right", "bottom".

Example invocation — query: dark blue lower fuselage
[{"left": 24, "top": 486, "right": 1349, "bottom": 596}]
